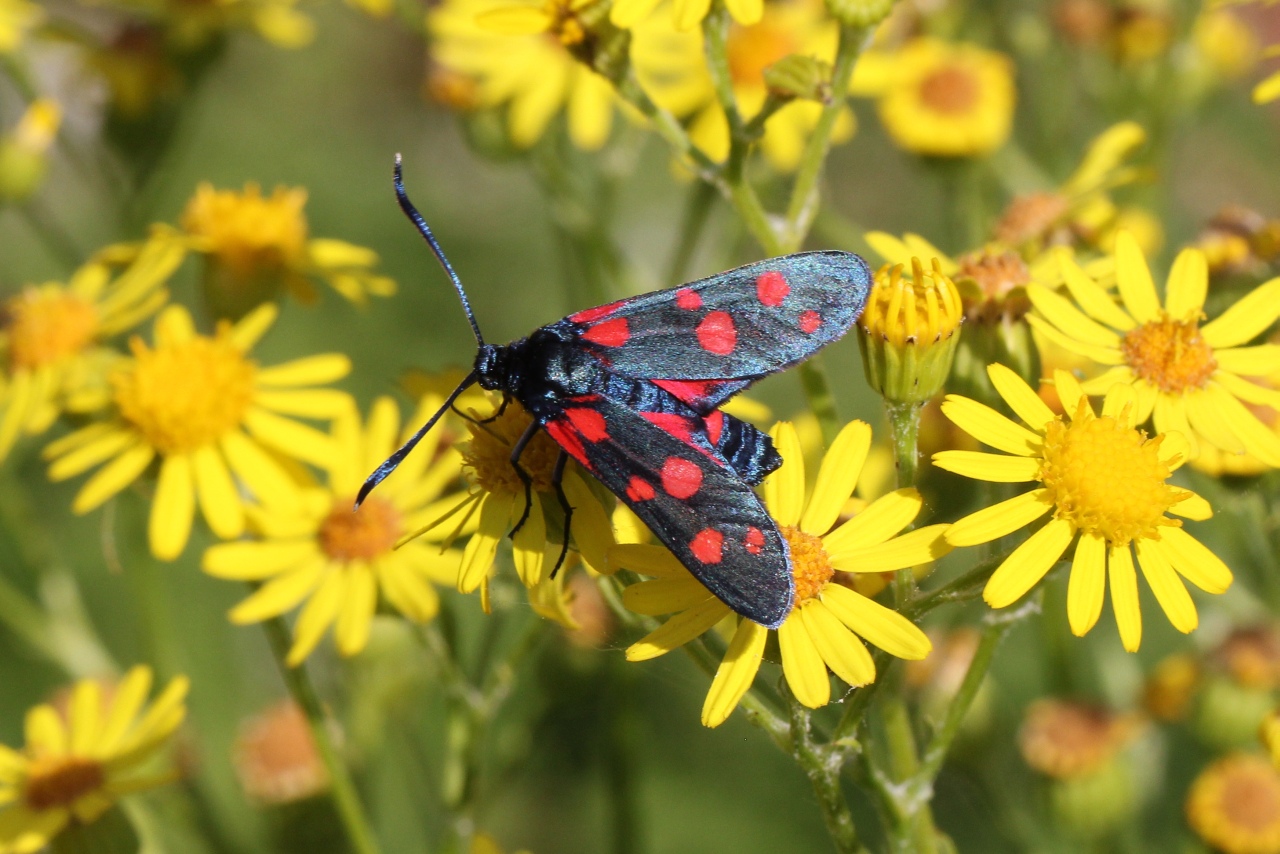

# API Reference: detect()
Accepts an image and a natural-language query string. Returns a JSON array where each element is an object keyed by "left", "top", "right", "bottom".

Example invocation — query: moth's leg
[
  {"left": 470, "top": 393, "right": 511, "bottom": 425},
  {"left": 507, "top": 418, "right": 541, "bottom": 537},
  {"left": 550, "top": 451, "right": 572, "bottom": 577}
]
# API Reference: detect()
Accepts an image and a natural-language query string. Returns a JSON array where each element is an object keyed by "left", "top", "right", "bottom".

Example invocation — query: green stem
[
  {"left": 886, "top": 401, "right": 923, "bottom": 605},
  {"left": 0, "top": 572, "right": 60, "bottom": 665},
  {"left": 785, "top": 692, "right": 864, "bottom": 854},
  {"left": 879, "top": 696, "right": 937, "bottom": 854},
  {"left": 262, "top": 617, "right": 383, "bottom": 854},
  {"left": 614, "top": 73, "right": 726, "bottom": 193},
  {"left": 781, "top": 24, "right": 870, "bottom": 253}
]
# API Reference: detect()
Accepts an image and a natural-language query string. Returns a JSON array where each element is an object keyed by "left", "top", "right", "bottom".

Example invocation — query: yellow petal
[
  {"left": 192, "top": 445, "right": 244, "bottom": 540},
  {"left": 622, "top": 576, "right": 713, "bottom": 616},
  {"left": 229, "top": 303, "right": 278, "bottom": 352},
  {"left": 150, "top": 454, "right": 195, "bottom": 561},
  {"left": 1027, "top": 314, "right": 1126, "bottom": 365},
  {"left": 334, "top": 564, "right": 376, "bottom": 656},
  {"left": 377, "top": 556, "right": 441, "bottom": 623},
  {"left": 1169, "top": 490, "right": 1212, "bottom": 521},
  {"left": 723, "top": 0, "right": 761, "bottom": 24},
  {"left": 566, "top": 68, "right": 614, "bottom": 151},
  {"left": 1213, "top": 345, "right": 1280, "bottom": 376},
  {"left": 701, "top": 620, "right": 766, "bottom": 728},
  {"left": 824, "top": 488, "right": 923, "bottom": 558},
  {"left": 1157, "top": 430, "right": 1191, "bottom": 469},
  {"left": 287, "top": 569, "right": 346, "bottom": 665},
  {"left": 202, "top": 540, "right": 320, "bottom": 580},
  {"left": 609, "top": 0, "right": 661, "bottom": 27},
  {"left": 229, "top": 558, "right": 327, "bottom": 623},
  {"left": 564, "top": 470, "right": 616, "bottom": 572},
  {"left": 255, "top": 389, "right": 354, "bottom": 419},
  {"left": 1163, "top": 248, "right": 1208, "bottom": 322},
  {"left": 940, "top": 395, "right": 1042, "bottom": 455},
  {"left": 1200, "top": 276, "right": 1280, "bottom": 349},
  {"left": 458, "top": 493, "right": 511, "bottom": 593},
  {"left": 47, "top": 430, "right": 139, "bottom": 481},
  {"left": 26, "top": 703, "right": 67, "bottom": 753},
  {"left": 800, "top": 420, "right": 871, "bottom": 536},
  {"left": 68, "top": 680, "right": 102, "bottom": 755},
  {"left": 71, "top": 443, "right": 155, "bottom": 513},
  {"left": 255, "top": 354, "right": 353, "bottom": 387},
  {"left": 986, "top": 363, "right": 1059, "bottom": 432},
  {"left": 945, "top": 489, "right": 1052, "bottom": 547},
  {"left": 627, "top": 597, "right": 731, "bottom": 661},
  {"left": 984, "top": 518, "right": 1075, "bottom": 608},
  {"left": 242, "top": 407, "right": 337, "bottom": 468},
  {"left": 475, "top": 6, "right": 552, "bottom": 34},
  {"left": 820, "top": 584, "right": 930, "bottom": 660},
  {"left": 799, "top": 600, "right": 876, "bottom": 687},
  {"left": 97, "top": 667, "right": 152, "bottom": 754},
  {"left": 1135, "top": 539, "right": 1197, "bottom": 634},
  {"left": 1114, "top": 231, "right": 1161, "bottom": 324},
  {"left": 778, "top": 613, "right": 830, "bottom": 708},
  {"left": 1215, "top": 371, "right": 1280, "bottom": 410},
  {"left": 1209, "top": 382, "right": 1280, "bottom": 465},
  {"left": 154, "top": 304, "right": 195, "bottom": 346},
  {"left": 931, "top": 451, "right": 1040, "bottom": 482},
  {"left": 1108, "top": 543, "right": 1142, "bottom": 652},
  {"left": 608, "top": 543, "right": 686, "bottom": 578},
  {"left": 508, "top": 64, "right": 567, "bottom": 148},
  {"left": 1184, "top": 388, "right": 1247, "bottom": 455},
  {"left": 1027, "top": 285, "right": 1123, "bottom": 349},
  {"left": 1153, "top": 394, "right": 1199, "bottom": 459},
  {"left": 511, "top": 492, "right": 547, "bottom": 587},
  {"left": 832, "top": 524, "right": 952, "bottom": 574},
  {"left": 1058, "top": 248, "right": 1134, "bottom": 331},
  {"left": 221, "top": 430, "right": 302, "bottom": 512},
  {"left": 1067, "top": 532, "right": 1106, "bottom": 637},
  {"left": 763, "top": 422, "right": 804, "bottom": 526},
  {"left": 1101, "top": 382, "right": 1137, "bottom": 426},
  {"left": 1054, "top": 369, "right": 1092, "bottom": 419},
  {"left": 1152, "top": 526, "right": 1232, "bottom": 594}
]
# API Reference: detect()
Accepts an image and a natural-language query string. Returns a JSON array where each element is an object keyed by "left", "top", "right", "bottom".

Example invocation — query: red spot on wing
[
  {"left": 676, "top": 288, "right": 702, "bottom": 310},
  {"left": 799, "top": 311, "right": 822, "bottom": 334},
  {"left": 544, "top": 421, "right": 590, "bottom": 469},
  {"left": 756, "top": 271, "right": 790, "bottom": 307},
  {"left": 744, "top": 526, "right": 765, "bottom": 555},
  {"left": 653, "top": 379, "right": 718, "bottom": 407},
  {"left": 565, "top": 407, "right": 608, "bottom": 442},
  {"left": 570, "top": 301, "right": 623, "bottom": 324},
  {"left": 689, "top": 529, "right": 724, "bottom": 564},
  {"left": 696, "top": 311, "right": 737, "bottom": 355},
  {"left": 704, "top": 410, "right": 724, "bottom": 445},
  {"left": 582, "top": 317, "right": 630, "bottom": 347},
  {"left": 626, "top": 476, "right": 656, "bottom": 502},
  {"left": 642, "top": 412, "right": 697, "bottom": 444},
  {"left": 661, "top": 457, "right": 703, "bottom": 499}
]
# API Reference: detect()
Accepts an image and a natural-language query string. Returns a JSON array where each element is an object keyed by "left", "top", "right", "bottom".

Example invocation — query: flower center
[
  {"left": 112, "top": 328, "right": 257, "bottom": 454},
  {"left": 1037, "top": 407, "right": 1182, "bottom": 545},
  {"left": 319, "top": 495, "right": 403, "bottom": 562},
  {"left": 782, "top": 526, "right": 833, "bottom": 604},
  {"left": 463, "top": 404, "right": 562, "bottom": 495},
  {"left": 23, "top": 756, "right": 106, "bottom": 811},
  {"left": 5, "top": 289, "right": 99, "bottom": 370},
  {"left": 181, "top": 183, "right": 309, "bottom": 279},
  {"left": 545, "top": 0, "right": 587, "bottom": 45},
  {"left": 954, "top": 249, "right": 1032, "bottom": 321},
  {"left": 1221, "top": 760, "right": 1280, "bottom": 835},
  {"left": 727, "top": 21, "right": 796, "bottom": 87},
  {"left": 1120, "top": 316, "right": 1218, "bottom": 393},
  {"left": 918, "top": 65, "right": 980, "bottom": 115}
]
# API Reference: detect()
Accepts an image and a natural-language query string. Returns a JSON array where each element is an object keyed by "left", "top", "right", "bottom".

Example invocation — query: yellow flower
[
  {"left": 44, "top": 303, "right": 352, "bottom": 561},
  {"left": 0, "top": 0, "right": 40, "bottom": 53},
  {"left": 686, "top": 0, "right": 855, "bottom": 172},
  {"left": 0, "top": 234, "right": 183, "bottom": 462},
  {"left": 417, "top": 399, "right": 614, "bottom": 601},
  {"left": 851, "top": 37, "right": 1014, "bottom": 158},
  {"left": 935, "top": 364, "right": 1230, "bottom": 652},
  {"left": 1027, "top": 231, "right": 1280, "bottom": 467},
  {"left": 175, "top": 182, "right": 396, "bottom": 316},
  {"left": 203, "top": 396, "right": 464, "bottom": 664},
  {"left": 0, "top": 667, "right": 188, "bottom": 854},
  {"left": 0, "top": 98, "right": 60, "bottom": 202},
  {"left": 1192, "top": 9, "right": 1259, "bottom": 82},
  {"left": 618, "top": 420, "right": 946, "bottom": 727},
  {"left": 611, "top": 0, "right": 761, "bottom": 31},
  {"left": 1018, "top": 698, "right": 1142, "bottom": 780},
  {"left": 1186, "top": 753, "right": 1280, "bottom": 854},
  {"left": 104, "top": 0, "right": 314, "bottom": 50}
]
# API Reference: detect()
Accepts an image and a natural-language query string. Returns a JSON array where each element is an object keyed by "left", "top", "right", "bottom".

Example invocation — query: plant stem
[
  {"left": 262, "top": 617, "right": 383, "bottom": 854},
  {"left": 879, "top": 695, "right": 938, "bottom": 854},
  {"left": 886, "top": 400, "right": 923, "bottom": 605},
  {"left": 786, "top": 692, "right": 865, "bottom": 854},
  {"left": 781, "top": 24, "right": 870, "bottom": 252},
  {"left": 614, "top": 74, "right": 726, "bottom": 193}
]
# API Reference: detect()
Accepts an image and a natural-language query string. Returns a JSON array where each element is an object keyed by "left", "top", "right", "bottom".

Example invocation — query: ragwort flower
[
  {"left": 935, "top": 364, "right": 1231, "bottom": 651},
  {"left": 851, "top": 37, "right": 1014, "bottom": 158},
  {"left": 44, "top": 303, "right": 352, "bottom": 561},
  {"left": 203, "top": 396, "right": 464, "bottom": 664},
  {"left": 1187, "top": 753, "right": 1280, "bottom": 854},
  {"left": 611, "top": 0, "right": 760, "bottom": 30},
  {"left": 1027, "top": 231, "right": 1280, "bottom": 466},
  {"left": 619, "top": 420, "right": 945, "bottom": 727},
  {"left": 169, "top": 182, "right": 395, "bottom": 317},
  {"left": 0, "top": 667, "right": 188, "bottom": 854},
  {"left": 0, "top": 234, "right": 183, "bottom": 462}
]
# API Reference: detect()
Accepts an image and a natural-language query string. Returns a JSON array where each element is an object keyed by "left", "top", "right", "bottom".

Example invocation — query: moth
[{"left": 358, "top": 158, "right": 871, "bottom": 628}]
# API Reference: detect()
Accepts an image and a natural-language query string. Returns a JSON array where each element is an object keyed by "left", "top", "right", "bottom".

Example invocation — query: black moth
[{"left": 358, "top": 157, "right": 871, "bottom": 628}]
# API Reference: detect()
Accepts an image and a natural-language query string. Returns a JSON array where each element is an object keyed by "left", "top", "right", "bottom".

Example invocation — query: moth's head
[{"left": 474, "top": 344, "right": 503, "bottom": 390}]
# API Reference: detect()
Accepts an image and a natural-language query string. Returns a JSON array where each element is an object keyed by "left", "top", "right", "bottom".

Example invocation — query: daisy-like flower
[
  {"left": 618, "top": 420, "right": 946, "bottom": 727},
  {"left": 685, "top": 0, "right": 855, "bottom": 172},
  {"left": 446, "top": 400, "right": 615, "bottom": 598},
  {"left": 1186, "top": 753, "right": 1280, "bottom": 854},
  {"left": 44, "top": 303, "right": 352, "bottom": 561},
  {"left": 202, "top": 396, "right": 465, "bottom": 664},
  {"left": 0, "top": 666, "right": 189, "bottom": 854},
  {"left": 611, "top": 0, "right": 760, "bottom": 32},
  {"left": 850, "top": 37, "right": 1014, "bottom": 158},
  {"left": 0, "top": 233, "right": 183, "bottom": 462},
  {"left": 935, "top": 363, "right": 1232, "bottom": 652},
  {"left": 1027, "top": 231, "right": 1280, "bottom": 467},
  {"left": 165, "top": 182, "right": 394, "bottom": 317}
]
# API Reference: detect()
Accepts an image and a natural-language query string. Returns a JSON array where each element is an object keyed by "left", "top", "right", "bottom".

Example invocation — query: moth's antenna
[
  {"left": 394, "top": 154, "right": 484, "bottom": 346},
  {"left": 355, "top": 370, "right": 479, "bottom": 509}
]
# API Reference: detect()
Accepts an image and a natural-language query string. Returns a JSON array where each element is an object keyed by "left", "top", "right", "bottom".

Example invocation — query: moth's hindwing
[{"left": 541, "top": 394, "right": 794, "bottom": 628}]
